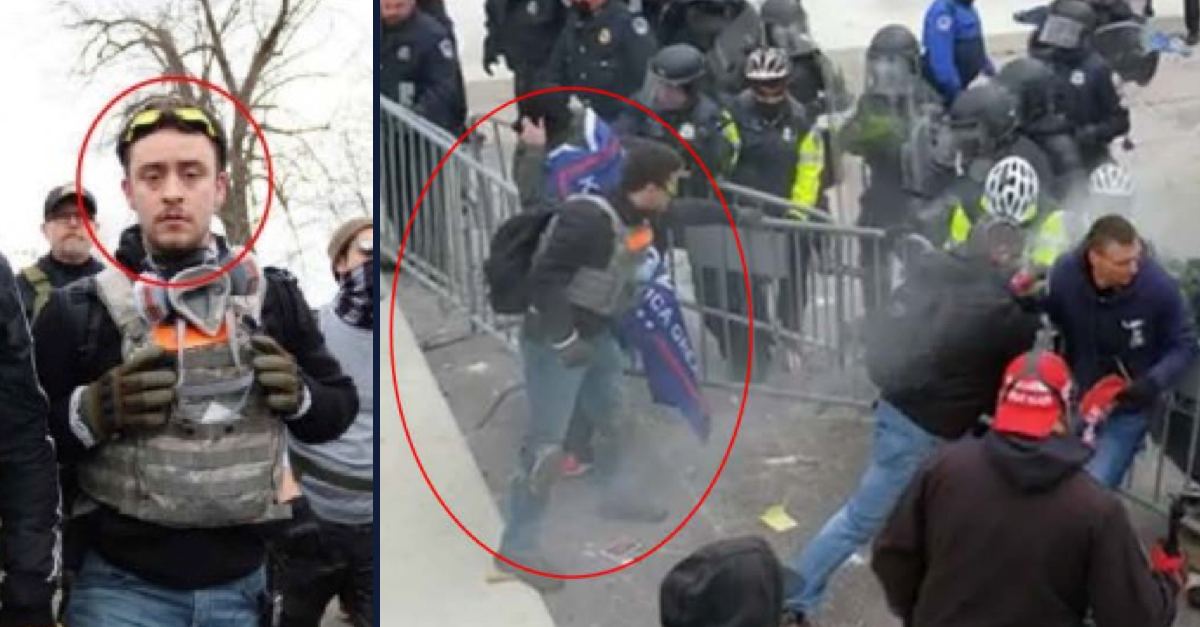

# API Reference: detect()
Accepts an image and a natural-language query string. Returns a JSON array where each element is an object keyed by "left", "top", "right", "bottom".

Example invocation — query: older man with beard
[{"left": 16, "top": 183, "right": 104, "bottom": 322}]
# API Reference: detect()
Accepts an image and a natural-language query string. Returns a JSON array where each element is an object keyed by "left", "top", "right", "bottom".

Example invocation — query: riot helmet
[
  {"left": 948, "top": 82, "right": 1020, "bottom": 161},
  {"left": 867, "top": 24, "right": 921, "bottom": 64},
  {"left": 996, "top": 57, "right": 1060, "bottom": 125},
  {"left": 745, "top": 47, "right": 792, "bottom": 104},
  {"left": 1036, "top": 0, "right": 1098, "bottom": 50},
  {"left": 863, "top": 25, "right": 923, "bottom": 104},
  {"left": 643, "top": 44, "right": 707, "bottom": 112},
  {"left": 983, "top": 156, "right": 1041, "bottom": 225}
]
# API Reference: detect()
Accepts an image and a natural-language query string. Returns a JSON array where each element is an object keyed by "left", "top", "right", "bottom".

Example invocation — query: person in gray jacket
[{"left": 274, "top": 217, "right": 375, "bottom": 627}]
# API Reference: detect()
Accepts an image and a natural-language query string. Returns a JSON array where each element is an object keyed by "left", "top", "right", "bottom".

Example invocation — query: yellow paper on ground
[{"left": 760, "top": 504, "right": 797, "bottom": 533}]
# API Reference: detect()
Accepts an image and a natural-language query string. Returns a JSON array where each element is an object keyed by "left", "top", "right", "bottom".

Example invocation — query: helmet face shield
[{"left": 1038, "top": 14, "right": 1087, "bottom": 49}]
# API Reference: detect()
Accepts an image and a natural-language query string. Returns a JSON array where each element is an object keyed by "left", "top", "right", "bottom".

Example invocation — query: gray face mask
[{"left": 167, "top": 265, "right": 232, "bottom": 337}]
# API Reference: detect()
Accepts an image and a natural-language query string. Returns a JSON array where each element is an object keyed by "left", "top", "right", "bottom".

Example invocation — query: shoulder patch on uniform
[
  {"left": 1070, "top": 70, "right": 1086, "bottom": 86},
  {"left": 632, "top": 16, "right": 649, "bottom": 36},
  {"left": 936, "top": 14, "right": 953, "bottom": 31},
  {"left": 439, "top": 38, "right": 455, "bottom": 60}
]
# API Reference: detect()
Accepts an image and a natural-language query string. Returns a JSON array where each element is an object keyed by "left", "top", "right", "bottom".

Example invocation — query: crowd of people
[
  {"left": 0, "top": 93, "right": 375, "bottom": 626},
  {"left": 382, "top": 0, "right": 1200, "bottom": 625}
]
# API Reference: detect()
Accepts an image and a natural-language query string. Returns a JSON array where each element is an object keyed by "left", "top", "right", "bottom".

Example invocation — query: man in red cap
[{"left": 872, "top": 350, "right": 1184, "bottom": 627}]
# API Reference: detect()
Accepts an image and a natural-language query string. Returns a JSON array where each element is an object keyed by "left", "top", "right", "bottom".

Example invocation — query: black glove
[
  {"left": 553, "top": 332, "right": 593, "bottom": 368},
  {"left": 251, "top": 336, "right": 306, "bottom": 415},
  {"left": 1116, "top": 377, "right": 1159, "bottom": 410},
  {"left": 483, "top": 37, "right": 500, "bottom": 76},
  {"left": 274, "top": 496, "right": 325, "bottom": 558},
  {"left": 81, "top": 345, "right": 177, "bottom": 440}
]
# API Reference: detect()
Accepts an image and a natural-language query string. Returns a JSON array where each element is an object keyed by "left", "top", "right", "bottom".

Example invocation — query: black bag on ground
[{"left": 483, "top": 211, "right": 557, "bottom": 314}]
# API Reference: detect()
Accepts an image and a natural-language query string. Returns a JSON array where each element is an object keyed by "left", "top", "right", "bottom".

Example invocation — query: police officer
[
  {"left": 980, "top": 156, "right": 1071, "bottom": 269},
  {"left": 484, "top": 0, "right": 569, "bottom": 97},
  {"left": 921, "top": 0, "right": 996, "bottom": 104},
  {"left": 379, "top": 0, "right": 467, "bottom": 135},
  {"left": 543, "top": 0, "right": 658, "bottom": 122},
  {"left": 912, "top": 82, "right": 1056, "bottom": 250},
  {"left": 654, "top": 0, "right": 750, "bottom": 54},
  {"left": 1031, "top": 0, "right": 1130, "bottom": 170},
  {"left": 842, "top": 25, "right": 943, "bottom": 314},
  {"left": 617, "top": 43, "right": 737, "bottom": 196},
  {"left": 724, "top": 47, "right": 826, "bottom": 375},
  {"left": 996, "top": 56, "right": 1088, "bottom": 200}
]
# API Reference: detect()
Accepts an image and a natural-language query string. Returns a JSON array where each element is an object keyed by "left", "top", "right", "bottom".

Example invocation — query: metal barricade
[
  {"left": 381, "top": 95, "right": 893, "bottom": 405},
  {"left": 668, "top": 181, "right": 888, "bottom": 404},
  {"left": 380, "top": 96, "right": 524, "bottom": 347}
]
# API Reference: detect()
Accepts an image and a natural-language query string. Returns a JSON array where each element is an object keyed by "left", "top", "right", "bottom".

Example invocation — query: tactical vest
[
  {"left": 77, "top": 265, "right": 291, "bottom": 528},
  {"left": 19, "top": 265, "right": 52, "bottom": 319},
  {"left": 556, "top": 194, "right": 654, "bottom": 317}
]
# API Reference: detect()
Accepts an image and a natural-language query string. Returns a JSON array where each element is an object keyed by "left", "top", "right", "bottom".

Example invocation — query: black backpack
[{"left": 483, "top": 211, "right": 557, "bottom": 315}]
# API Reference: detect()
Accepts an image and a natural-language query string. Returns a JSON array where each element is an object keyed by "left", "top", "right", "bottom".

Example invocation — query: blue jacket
[
  {"left": 922, "top": 0, "right": 994, "bottom": 103},
  {"left": 1044, "top": 247, "right": 1199, "bottom": 393}
]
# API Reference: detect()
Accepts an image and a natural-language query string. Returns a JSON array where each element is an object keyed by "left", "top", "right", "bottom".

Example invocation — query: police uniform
[
  {"left": 616, "top": 94, "right": 737, "bottom": 197},
  {"left": 485, "top": 0, "right": 569, "bottom": 97},
  {"left": 921, "top": 0, "right": 995, "bottom": 103},
  {"left": 726, "top": 93, "right": 825, "bottom": 213},
  {"left": 544, "top": 0, "right": 658, "bottom": 122},
  {"left": 723, "top": 91, "right": 827, "bottom": 366},
  {"left": 1042, "top": 50, "right": 1130, "bottom": 170},
  {"left": 379, "top": 8, "right": 466, "bottom": 134}
]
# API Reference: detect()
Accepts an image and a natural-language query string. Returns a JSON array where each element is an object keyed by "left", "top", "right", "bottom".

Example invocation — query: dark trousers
[
  {"left": 1188, "top": 0, "right": 1199, "bottom": 36},
  {"left": 272, "top": 516, "right": 374, "bottom": 627}
]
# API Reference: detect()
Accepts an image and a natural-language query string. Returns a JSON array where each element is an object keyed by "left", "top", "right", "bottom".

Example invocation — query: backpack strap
[{"left": 20, "top": 265, "right": 52, "bottom": 318}]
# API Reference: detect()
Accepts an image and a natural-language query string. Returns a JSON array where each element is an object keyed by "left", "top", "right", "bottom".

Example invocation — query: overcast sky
[{"left": 2, "top": 0, "right": 372, "bottom": 305}]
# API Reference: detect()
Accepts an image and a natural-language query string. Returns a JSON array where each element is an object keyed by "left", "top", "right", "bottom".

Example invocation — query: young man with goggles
[{"left": 31, "top": 94, "right": 359, "bottom": 627}]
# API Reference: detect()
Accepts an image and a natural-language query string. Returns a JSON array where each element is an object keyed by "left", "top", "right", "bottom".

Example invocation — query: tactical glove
[
  {"left": 81, "top": 345, "right": 177, "bottom": 440},
  {"left": 251, "top": 336, "right": 306, "bottom": 415}
]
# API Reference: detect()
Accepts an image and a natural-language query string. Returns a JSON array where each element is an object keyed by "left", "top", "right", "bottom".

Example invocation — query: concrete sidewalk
[{"left": 380, "top": 274, "right": 555, "bottom": 627}]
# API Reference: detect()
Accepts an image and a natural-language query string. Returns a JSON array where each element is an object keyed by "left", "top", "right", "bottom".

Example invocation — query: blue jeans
[
  {"left": 499, "top": 330, "right": 624, "bottom": 555},
  {"left": 783, "top": 399, "right": 942, "bottom": 615},
  {"left": 1082, "top": 409, "right": 1148, "bottom": 489},
  {"left": 66, "top": 552, "right": 266, "bottom": 627}
]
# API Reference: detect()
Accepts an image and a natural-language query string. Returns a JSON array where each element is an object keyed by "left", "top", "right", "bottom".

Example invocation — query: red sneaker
[{"left": 559, "top": 453, "right": 593, "bottom": 477}]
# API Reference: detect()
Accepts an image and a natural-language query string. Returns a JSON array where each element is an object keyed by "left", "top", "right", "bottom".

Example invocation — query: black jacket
[
  {"left": 874, "top": 432, "right": 1177, "bottom": 627},
  {"left": 14, "top": 254, "right": 104, "bottom": 322},
  {"left": 615, "top": 94, "right": 736, "bottom": 197},
  {"left": 1039, "top": 48, "right": 1130, "bottom": 167},
  {"left": 544, "top": 0, "right": 657, "bottom": 122},
  {"left": 33, "top": 226, "right": 358, "bottom": 590},
  {"left": 0, "top": 253, "right": 60, "bottom": 626},
  {"left": 379, "top": 9, "right": 467, "bottom": 134},
  {"left": 484, "top": 0, "right": 567, "bottom": 73},
  {"left": 866, "top": 249, "right": 1040, "bottom": 438}
]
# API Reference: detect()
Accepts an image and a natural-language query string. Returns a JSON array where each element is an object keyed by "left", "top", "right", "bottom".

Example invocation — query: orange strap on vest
[{"left": 151, "top": 322, "right": 230, "bottom": 351}]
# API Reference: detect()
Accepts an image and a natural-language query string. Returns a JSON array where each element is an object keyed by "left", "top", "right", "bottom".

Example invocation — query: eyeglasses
[
  {"left": 122, "top": 107, "right": 219, "bottom": 144},
  {"left": 46, "top": 211, "right": 91, "bottom": 225}
]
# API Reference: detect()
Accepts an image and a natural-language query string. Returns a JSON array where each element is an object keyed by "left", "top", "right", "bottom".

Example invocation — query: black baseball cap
[{"left": 44, "top": 183, "right": 97, "bottom": 220}]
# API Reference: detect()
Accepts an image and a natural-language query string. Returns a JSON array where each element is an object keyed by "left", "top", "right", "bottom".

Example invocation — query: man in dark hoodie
[
  {"left": 1041, "top": 214, "right": 1199, "bottom": 488},
  {"left": 873, "top": 350, "right": 1184, "bottom": 627},
  {"left": 780, "top": 217, "right": 1040, "bottom": 626}
]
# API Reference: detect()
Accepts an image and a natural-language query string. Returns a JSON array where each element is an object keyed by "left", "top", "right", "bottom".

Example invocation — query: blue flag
[{"left": 620, "top": 249, "right": 712, "bottom": 442}]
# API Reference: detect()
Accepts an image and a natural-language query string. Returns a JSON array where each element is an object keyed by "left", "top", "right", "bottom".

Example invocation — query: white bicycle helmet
[
  {"left": 1088, "top": 161, "right": 1135, "bottom": 197},
  {"left": 983, "top": 156, "right": 1040, "bottom": 225},
  {"left": 745, "top": 47, "right": 792, "bottom": 82}
]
